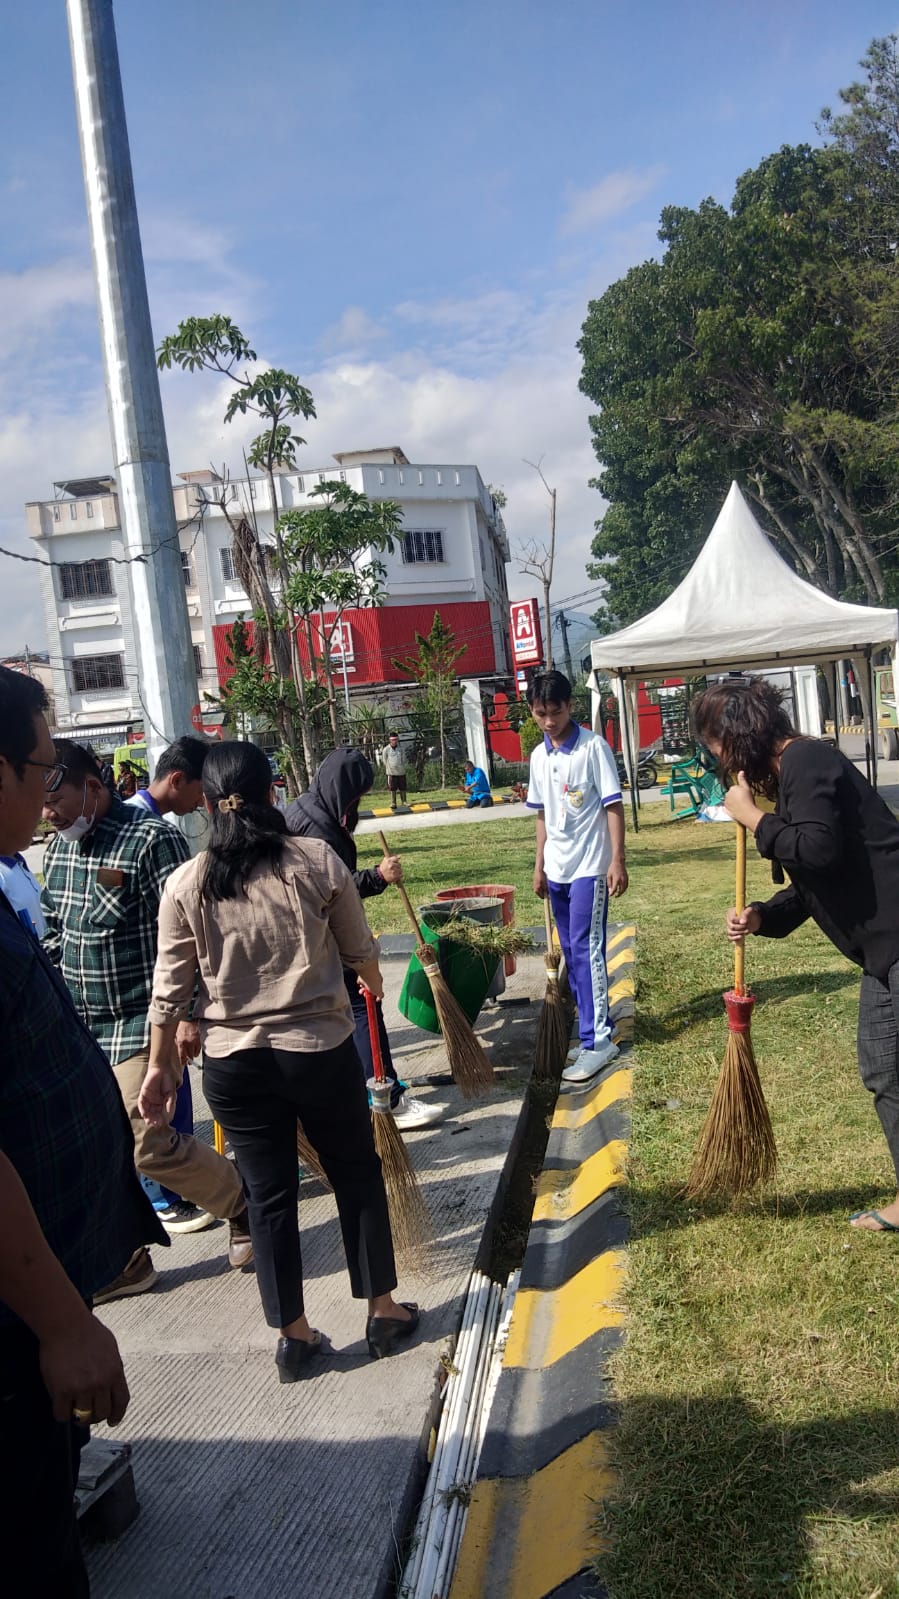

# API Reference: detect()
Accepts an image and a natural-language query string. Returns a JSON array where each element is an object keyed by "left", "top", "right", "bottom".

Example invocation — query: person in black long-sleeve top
[
  {"left": 286, "top": 748, "right": 446, "bottom": 1133},
  {"left": 693, "top": 675, "right": 899, "bottom": 1233}
]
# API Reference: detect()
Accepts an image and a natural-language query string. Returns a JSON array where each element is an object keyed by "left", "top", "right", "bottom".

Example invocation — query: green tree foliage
[
  {"left": 579, "top": 36, "right": 899, "bottom": 626},
  {"left": 393, "top": 612, "right": 467, "bottom": 787}
]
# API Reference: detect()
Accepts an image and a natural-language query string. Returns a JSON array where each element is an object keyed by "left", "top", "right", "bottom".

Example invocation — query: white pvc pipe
[
  {"left": 401, "top": 1272, "right": 484, "bottom": 1597},
  {"left": 433, "top": 1284, "right": 501, "bottom": 1596}
]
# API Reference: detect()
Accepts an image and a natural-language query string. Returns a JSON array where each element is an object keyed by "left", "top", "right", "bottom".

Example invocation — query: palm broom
[
  {"left": 535, "top": 896, "right": 568, "bottom": 1080},
  {"left": 686, "top": 822, "right": 777, "bottom": 1199},
  {"left": 364, "top": 986, "right": 432, "bottom": 1264},
  {"left": 377, "top": 830, "right": 494, "bottom": 1098},
  {"left": 214, "top": 1114, "right": 330, "bottom": 1188}
]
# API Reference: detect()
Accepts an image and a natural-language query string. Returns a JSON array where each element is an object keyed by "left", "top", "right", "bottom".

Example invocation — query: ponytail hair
[{"left": 200, "top": 741, "right": 287, "bottom": 901}]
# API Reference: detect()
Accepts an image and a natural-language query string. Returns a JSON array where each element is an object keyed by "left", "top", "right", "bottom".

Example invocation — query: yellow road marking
[
  {"left": 533, "top": 1140, "right": 627, "bottom": 1222},
  {"left": 504, "top": 1249, "right": 627, "bottom": 1369},
  {"left": 552, "top": 1068, "right": 633, "bottom": 1132}
]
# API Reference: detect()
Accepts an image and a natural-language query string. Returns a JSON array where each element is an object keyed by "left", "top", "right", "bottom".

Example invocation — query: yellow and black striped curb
[
  {"left": 357, "top": 795, "right": 523, "bottom": 818},
  {"left": 450, "top": 924, "right": 635, "bottom": 1599}
]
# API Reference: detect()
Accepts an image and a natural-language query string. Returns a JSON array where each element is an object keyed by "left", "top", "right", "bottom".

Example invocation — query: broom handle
[
  {"left": 377, "top": 829, "right": 423, "bottom": 941},
  {"left": 543, "top": 895, "right": 554, "bottom": 952},
  {"left": 363, "top": 987, "right": 387, "bottom": 1084},
  {"left": 734, "top": 822, "right": 747, "bottom": 997}
]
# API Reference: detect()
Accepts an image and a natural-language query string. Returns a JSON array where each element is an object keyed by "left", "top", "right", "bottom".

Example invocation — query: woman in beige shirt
[{"left": 138, "top": 741, "right": 418, "bottom": 1381}]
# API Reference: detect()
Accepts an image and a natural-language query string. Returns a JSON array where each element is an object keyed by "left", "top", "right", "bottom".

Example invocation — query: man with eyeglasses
[
  {"left": 39, "top": 740, "right": 252, "bottom": 1301},
  {"left": 0, "top": 665, "right": 168, "bottom": 1595}
]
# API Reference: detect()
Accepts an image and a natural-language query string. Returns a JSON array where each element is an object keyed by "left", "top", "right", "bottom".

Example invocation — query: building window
[
  {"left": 59, "top": 559, "right": 114, "bottom": 601},
  {"left": 378, "top": 469, "right": 385, "bottom": 485},
  {"left": 401, "top": 529, "right": 444, "bottom": 564},
  {"left": 69, "top": 502, "right": 77, "bottom": 521},
  {"left": 71, "top": 654, "right": 125, "bottom": 693},
  {"left": 220, "top": 546, "right": 237, "bottom": 582},
  {"left": 398, "top": 470, "right": 405, "bottom": 486},
  {"left": 436, "top": 471, "right": 443, "bottom": 487},
  {"left": 296, "top": 475, "right": 304, "bottom": 492},
  {"left": 318, "top": 472, "right": 327, "bottom": 484},
  {"left": 418, "top": 471, "right": 424, "bottom": 486},
  {"left": 180, "top": 550, "right": 192, "bottom": 587},
  {"left": 52, "top": 503, "right": 60, "bottom": 522},
  {"left": 192, "top": 645, "right": 203, "bottom": 679},
  {"left": 85, "top": 501, "right": 94, "bottom": 518},
  {"left": 249, "top": 480, "right": 257, "bottom": 499},
  {"left": 339, "top": 470, "right": 346, "bottom": 482}
]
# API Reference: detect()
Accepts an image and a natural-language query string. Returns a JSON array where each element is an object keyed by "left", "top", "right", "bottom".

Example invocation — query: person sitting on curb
[
  {"left": 40, "top": 741, "right": 252, "bottom": 1299},
  {"left": 460, "top": 760, "right": 493, "bottom": 808},
  {"left": 286, "top": 747, "right": 446, "bottom": 1131},
  {"left": 0, "top": 666, "right": 167, "bottom": 1596}
]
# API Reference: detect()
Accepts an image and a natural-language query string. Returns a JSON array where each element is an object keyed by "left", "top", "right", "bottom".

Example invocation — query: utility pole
[
  {"left": 66, "top": 0, "right": 196, "bottom": 769},
  {"left": 555, "top": 610, "right": 574, "bottom": 682}
]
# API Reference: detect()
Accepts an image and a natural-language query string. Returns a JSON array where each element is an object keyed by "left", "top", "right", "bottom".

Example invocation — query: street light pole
[{"left": 66, "top": 0, "right": 196, "bottom": 769}]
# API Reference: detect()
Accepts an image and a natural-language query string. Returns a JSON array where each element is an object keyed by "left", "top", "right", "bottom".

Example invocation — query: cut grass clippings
[{"left": 360, "top": 806, "right": 899, "bottom": 1594}]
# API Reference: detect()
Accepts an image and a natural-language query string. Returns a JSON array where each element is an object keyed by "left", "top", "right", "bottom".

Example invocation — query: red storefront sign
[{"left": 509, "top": 598, "right": 543, "bottom": 667}]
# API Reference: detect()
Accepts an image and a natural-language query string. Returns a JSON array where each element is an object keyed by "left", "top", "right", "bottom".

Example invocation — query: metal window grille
[
  {"left": 85, "top": 501, "right": 94, "bottom": 518},
  {"left": 71, "top": 654, "right": 125, "bottom": 693},
  {"left": 59, "top": 559, "right": 114, "bottom": 601},
  {"left": 180, "top": 550, "right": 192, "bottom": 587},
  {"left": 220, "top": 546, "right": 236, "bottom": 582},
  {"left": 192, "top": 645, "right": 203, "bottom": 678},
  {"left": 401, "top": 529, "right": 444, "bottom": 564}
]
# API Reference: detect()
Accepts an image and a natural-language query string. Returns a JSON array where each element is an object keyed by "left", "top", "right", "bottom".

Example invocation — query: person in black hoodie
[
  {"left": 286, "top": 748, "right": 446, "bottom": 1132},
  {"left": 693, "top": 675, "right": 899, "bottom": 1234}
]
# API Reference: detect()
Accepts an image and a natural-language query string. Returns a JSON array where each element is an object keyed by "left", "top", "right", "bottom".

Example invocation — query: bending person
[
  {"left": 287, "top": 747, "right": 445, "bottom": 1131},
  {"left": 693, "top": 676, "right": 899, "bottom": 1233},
  {"left": 140, "top": 742, "right": 419, "bottom": 1381}
]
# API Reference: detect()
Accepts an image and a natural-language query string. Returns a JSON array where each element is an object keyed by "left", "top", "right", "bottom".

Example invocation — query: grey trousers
[{"left": 857, "top": 964, "right": 899, "bottom": 1183}]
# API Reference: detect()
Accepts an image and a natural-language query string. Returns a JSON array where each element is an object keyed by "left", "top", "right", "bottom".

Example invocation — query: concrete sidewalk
[{"left": 85, "top": 951, "right": 547, "bottom": 1599}]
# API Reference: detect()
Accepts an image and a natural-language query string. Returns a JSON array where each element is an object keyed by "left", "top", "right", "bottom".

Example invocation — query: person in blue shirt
[
  {"left": 0, "top": 851, "right": 45, "bottom": 938},
  {"left": 461, "top": 761, "right": 493, "bottom": 808}
]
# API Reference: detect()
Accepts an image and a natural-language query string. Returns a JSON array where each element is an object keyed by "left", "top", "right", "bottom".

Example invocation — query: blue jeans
[
  {"left": 547, "top": 876, "right": 613, "bottom": 1053},
  {"left": 141, "top": 1068, "right": 194, "bottom": 1209}
]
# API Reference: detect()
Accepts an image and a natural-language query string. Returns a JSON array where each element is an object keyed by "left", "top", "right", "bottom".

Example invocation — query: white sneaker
[
  {"left": 565, "top": 1040, "right": 582, "bottom": 1061},
  {"left": 391, "top": 1092, "right": 447, "bottom": 1131},
  {"left": 561, "top": 1041, "right": 620, "bottom": 1085}
]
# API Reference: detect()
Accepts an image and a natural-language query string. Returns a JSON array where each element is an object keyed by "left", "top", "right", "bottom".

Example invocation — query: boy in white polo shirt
[{"left": 526, "top": 670, "right": 628, "bottom": 1084}]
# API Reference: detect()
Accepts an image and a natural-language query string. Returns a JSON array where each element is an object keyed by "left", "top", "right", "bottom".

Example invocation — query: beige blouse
[{"left": 148, "top": 836, "right": 379, "bottom": 1056}]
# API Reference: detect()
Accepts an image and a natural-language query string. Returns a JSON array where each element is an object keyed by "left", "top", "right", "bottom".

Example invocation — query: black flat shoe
[
  {"left": 275, "top": 1329, "right": 324, "bottom": 1383},
  {"left": 365, "top": 1303, "right": 420, "bottom": 1360}
]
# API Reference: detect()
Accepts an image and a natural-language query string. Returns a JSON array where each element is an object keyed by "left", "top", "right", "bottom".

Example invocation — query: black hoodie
[{"left": 285, "top": 747, "right": 387, "bottom": 900}]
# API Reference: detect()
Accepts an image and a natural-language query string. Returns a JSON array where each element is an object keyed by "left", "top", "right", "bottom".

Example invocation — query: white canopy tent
[{"left": 589, "top": 482, "right": 899, "bottom": 826}]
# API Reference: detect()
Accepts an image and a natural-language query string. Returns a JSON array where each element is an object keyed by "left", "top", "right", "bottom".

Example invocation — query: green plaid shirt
[{"left": 41, "top": 796, "right": 190, "bottom": 1065}]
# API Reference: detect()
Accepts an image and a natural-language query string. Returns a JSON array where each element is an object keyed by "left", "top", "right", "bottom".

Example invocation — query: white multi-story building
[{"left": 25, "top": 447, "right": 512, "bottom": 744}]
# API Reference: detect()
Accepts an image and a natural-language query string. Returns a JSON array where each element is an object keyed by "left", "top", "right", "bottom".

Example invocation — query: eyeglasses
[{"left": 22, "top": 759, "right": 68, "bottom": 794}]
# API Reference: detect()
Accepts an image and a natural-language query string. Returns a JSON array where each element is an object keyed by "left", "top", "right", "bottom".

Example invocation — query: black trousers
[
  {"left": 858, "top": 963, "right": 899, "bottom": 1183},
  {"left": 0, "top": 1324, "right": 89, "bottom": 1598},
  {"left": 203, "top": 1036, "right": 397, "bottom": 1328}
]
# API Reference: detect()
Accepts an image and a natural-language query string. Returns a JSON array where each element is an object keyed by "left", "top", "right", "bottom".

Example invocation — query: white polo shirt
[{"left": 527, "top": 725, "right": 622, "bottom": 882}]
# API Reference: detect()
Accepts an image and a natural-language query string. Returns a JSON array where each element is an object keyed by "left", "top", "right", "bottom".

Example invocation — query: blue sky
[{"left": 2, "top": 0, "right": 897, "bottom": 651}]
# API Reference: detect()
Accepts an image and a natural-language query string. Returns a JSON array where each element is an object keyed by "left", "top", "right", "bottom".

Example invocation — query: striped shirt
[{"left": 40, "top": 795, "right": 190, "bottom": 1065}]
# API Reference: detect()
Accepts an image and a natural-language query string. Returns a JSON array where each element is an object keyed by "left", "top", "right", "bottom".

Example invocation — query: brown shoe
[
  {"left": 228, "top": 1209, "right": 254, "bottom": 1269},
  {"left": 94, "top": 1247, "right": 158, "bottom": 1305}
]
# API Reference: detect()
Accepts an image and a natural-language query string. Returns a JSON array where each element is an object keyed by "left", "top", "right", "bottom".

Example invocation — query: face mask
[{"left": 58, "top": 782, "right": 98, "bottom": 843}]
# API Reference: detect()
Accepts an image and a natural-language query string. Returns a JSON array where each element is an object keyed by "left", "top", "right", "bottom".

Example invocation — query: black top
[
  {"left": 285, "top": 747, "right": 387, "bottom": 901},
  {"left": 753, "top": 739, "right": 899, "bottom": 981},
  {"left": 0, "top": 893, "right": 166, "bottom": 1327}
]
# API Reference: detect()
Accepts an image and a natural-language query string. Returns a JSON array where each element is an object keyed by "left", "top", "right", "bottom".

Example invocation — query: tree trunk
[
  {"left": 319, "top": 608, "right": 341, "bottom": 743},
  {"left": 439, "top": 696, "right": 446, "bottom": 788}
]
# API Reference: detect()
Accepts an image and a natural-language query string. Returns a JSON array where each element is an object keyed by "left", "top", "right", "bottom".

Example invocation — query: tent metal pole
[
  {"left": 620, "top": 676, "right": 639, "bottom": 834},
  {"left": 831, "top": 664, "right": 841, "bottom": 751},
  {"left": 868, "top": 649, "right": 878, "bottom": 790}
]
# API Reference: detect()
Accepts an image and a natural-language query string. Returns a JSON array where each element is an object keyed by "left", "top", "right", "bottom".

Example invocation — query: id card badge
[{"left": 557, "top": 783, "right": 574, "bottom": 832}]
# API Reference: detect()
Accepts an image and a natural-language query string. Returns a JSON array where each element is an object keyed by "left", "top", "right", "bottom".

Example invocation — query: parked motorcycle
[{"left": 614, "top": 745, "right": 659, "bottom": 790}]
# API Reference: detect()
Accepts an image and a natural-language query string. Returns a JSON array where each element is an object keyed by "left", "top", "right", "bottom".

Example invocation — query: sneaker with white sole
[
  {"left": 391, "top": 1092, "right": 447, "bottom": 1132},
  {"left": 93, "top": 1247, "right": 158, "bottom": 1305},
  {"left": 156, "top": 1200, "right": 216, "bottom": 1235},
  {"left": 562, "top": 1041, "right": 620, "bottom": 1085}
]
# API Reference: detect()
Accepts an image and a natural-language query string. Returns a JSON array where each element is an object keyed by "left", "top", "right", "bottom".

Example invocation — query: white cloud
[
  {"left": 560, "top": 165, "right": 666, "bottom": 235},
  {"left": 319, "top": 305, "right": 388, "bottom": 353}
]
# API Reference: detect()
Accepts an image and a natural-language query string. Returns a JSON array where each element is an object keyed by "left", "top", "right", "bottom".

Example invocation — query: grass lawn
[
  {"left": 596, "top": 807, "right": 899, "bottom": 1599},
  {"left": 359, "top": 807, "right": 899, "bottom": 1593}
]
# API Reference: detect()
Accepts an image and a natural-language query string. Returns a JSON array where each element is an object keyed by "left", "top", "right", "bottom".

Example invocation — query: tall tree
[
  {"left": 278, "top": 481, "right": 402, "bottom": 742},
  {"left": 393, "top": 612, "right": 466, "bottom": 788},
  {"left": 579, "top": 37, "right": 899, "bottom": 625},
  {"left": 157, "top": 315, "right": 318, "bottom": 787}
]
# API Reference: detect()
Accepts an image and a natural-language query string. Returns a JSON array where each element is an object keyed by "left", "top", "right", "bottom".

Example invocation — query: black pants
[
  {"left": 0, "top": 1324, "right": 89, "bottom": 1598},
  {"left": 858, "top": 963, "right": 899, "bottom": 1183},
  {"left": 343, "top": 968, "right": 402, "bottom": 1106},
  {"left": 203, "top": 1036, "right": 397, "bottom": 1328}
]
